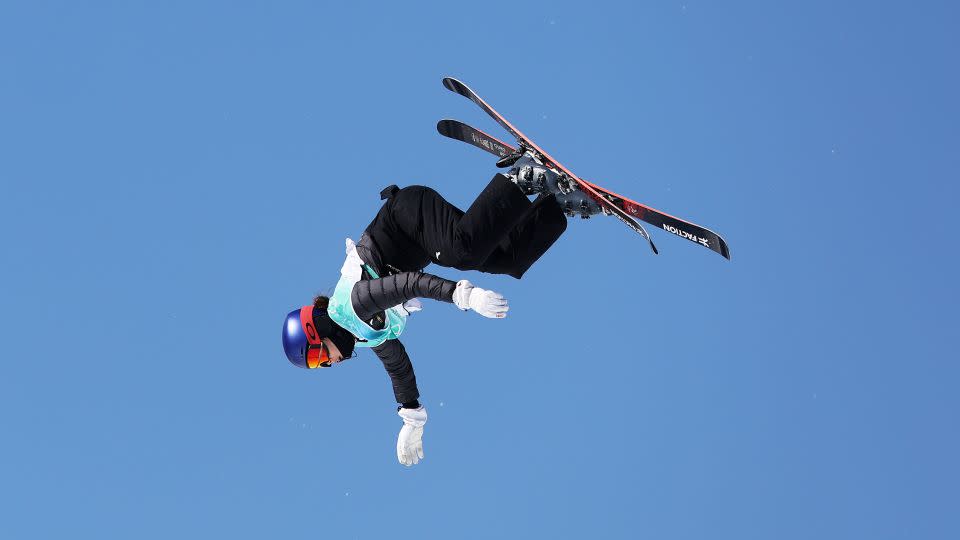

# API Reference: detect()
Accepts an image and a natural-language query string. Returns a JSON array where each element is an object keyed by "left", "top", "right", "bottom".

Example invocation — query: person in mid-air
[{"left": 281, "top": 154, "right": 600, "bottom": 466}]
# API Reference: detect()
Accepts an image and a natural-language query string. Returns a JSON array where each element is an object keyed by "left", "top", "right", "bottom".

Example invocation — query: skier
[{"left": 281, "top": 154, "right": 600, "bottom": 466}]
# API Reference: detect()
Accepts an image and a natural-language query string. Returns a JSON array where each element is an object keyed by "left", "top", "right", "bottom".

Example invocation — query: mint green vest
[{"left": 327, "top": 243, "right": 407, "bottom": 348}]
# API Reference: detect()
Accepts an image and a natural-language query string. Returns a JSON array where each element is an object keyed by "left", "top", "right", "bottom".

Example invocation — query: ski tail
[
  {"left": 621, "top": 204, "right": 730, "bottom": 259},
  {"left": 584, "top": 182, "right": 730, "bottom": 258},
  {"left": 611, "top": 210, "right": 659, "bottom": 254}
]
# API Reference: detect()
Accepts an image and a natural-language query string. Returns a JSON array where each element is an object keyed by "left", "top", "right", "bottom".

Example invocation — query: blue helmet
[{"left": 282, "top": 306, "right": 356, "bottom": 368}]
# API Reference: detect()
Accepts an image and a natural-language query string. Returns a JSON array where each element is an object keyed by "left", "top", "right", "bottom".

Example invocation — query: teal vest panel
[{"left": 327, "top": 263, "right": 407, "bottom": 348}]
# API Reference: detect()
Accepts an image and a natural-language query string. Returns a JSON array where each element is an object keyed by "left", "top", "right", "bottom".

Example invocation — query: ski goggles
[{"left": 299, "top": 306, "right": 333, "bottom": 368}]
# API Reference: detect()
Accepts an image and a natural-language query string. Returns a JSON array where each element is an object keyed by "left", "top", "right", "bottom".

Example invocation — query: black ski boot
[
  {"left": 555, "top": 191, "right": 604, "bottom": 218},
  {"left": 506, "top": 152, "right": 570, "bottom": 196},
  {"left": 506, "top": 152, "right": 602, "bottom": 218}
]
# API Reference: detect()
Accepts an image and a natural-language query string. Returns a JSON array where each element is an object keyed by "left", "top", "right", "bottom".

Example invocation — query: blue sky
[{"left": 2, "top": 1, "right": 957, "bottom": 538}]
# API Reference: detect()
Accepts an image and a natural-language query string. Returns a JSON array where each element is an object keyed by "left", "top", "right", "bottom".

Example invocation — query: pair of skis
[{"left": 437, "top": 77, "right": 731, "bottom": 260}]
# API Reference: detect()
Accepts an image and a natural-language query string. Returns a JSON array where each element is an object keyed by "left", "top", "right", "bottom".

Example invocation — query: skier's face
[
  {"left": 305, "top": 337, "right": 344, "bottom": 368},
  {"left": 321, "top": 337, "right": 345, "bottom": 365}
]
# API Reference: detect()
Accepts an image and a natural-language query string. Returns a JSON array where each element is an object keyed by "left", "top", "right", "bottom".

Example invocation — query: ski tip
[{"left": 442, "top": 77, "right": 468, "bottom": 95}]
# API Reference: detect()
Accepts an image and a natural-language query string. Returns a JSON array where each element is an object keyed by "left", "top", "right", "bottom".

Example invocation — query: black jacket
[{"left": 352, "top": 232, "right": 457, "bottom": 406}]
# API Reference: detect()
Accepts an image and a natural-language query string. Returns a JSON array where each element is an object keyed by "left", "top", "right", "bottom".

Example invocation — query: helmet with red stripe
[{"left": 282, "top": 306, "right": 356, "bottom": 369}]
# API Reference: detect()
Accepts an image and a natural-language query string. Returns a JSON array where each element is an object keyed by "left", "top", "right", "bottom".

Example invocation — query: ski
[
  {"left": 437, "top": 96, "right": 731, "bottom": 260},
  {"left": 437, "top": 118, "right": 514, "bottom": 159},
  {"left": 441, "top": 78, "right": 659, "bottom": 255}
]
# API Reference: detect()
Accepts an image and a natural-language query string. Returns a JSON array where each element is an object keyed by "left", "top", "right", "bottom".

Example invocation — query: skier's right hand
[
  {"left": 452, "top": 280, "right": 509, "bottom": 319},
  {"left": 397, "top": 406, "right": 427, "bottom": 467}
]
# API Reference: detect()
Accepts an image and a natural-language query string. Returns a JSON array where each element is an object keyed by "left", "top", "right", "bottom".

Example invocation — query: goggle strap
[{"left": 299, "top": 305, "right": 323, "bottom": 345}]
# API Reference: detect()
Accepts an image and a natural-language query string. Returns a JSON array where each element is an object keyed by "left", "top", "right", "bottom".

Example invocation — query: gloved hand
[
  {"left": 397, "top": 406, "right": 427, "bottom": 467},
  {"left": 398, "top": 298, "right": 423, "bottom": 316},
  {"left": 452, "top": 280, "right": 509, "bottom": 319}
]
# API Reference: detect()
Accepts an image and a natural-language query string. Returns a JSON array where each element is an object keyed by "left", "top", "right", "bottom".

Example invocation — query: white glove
[
  {"left": 452, "top": 280, "right": 509, "bottom": 319},
  {"left": 400, "top": 298, "right": 423, "bottom": 315},
  {"left": 397, "top": 406, "right": 427, "bottom": 467}
]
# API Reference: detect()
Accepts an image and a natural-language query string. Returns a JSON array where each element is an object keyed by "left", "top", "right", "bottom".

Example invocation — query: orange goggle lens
[{"left": 306, "top": 342, "right": 331, "bottom": 369}]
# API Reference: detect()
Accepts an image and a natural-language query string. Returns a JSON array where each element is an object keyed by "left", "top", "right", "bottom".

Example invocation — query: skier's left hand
[
  {"left": 399, "top": 298, "right": 423, "bottom": 316},
  {"left": 397, "top": 406, "right": 427, "bottom": 467},
  {"left": 452, "top": 280, "right": 509, "bottom": 319}
]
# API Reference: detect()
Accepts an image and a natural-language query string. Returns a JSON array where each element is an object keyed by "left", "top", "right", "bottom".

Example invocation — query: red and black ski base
[{"left": 438, "top": 80, "right": 730, "bottom": 260}]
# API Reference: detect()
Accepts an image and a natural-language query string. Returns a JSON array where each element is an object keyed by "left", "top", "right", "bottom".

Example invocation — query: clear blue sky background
[{"left": 2, "top": 1, "right": 957, "bottom": 538}]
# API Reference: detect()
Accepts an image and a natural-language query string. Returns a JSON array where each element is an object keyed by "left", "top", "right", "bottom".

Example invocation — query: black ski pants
[{"left": 386, "top": 174, "right": 567, "bottom": 279}]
